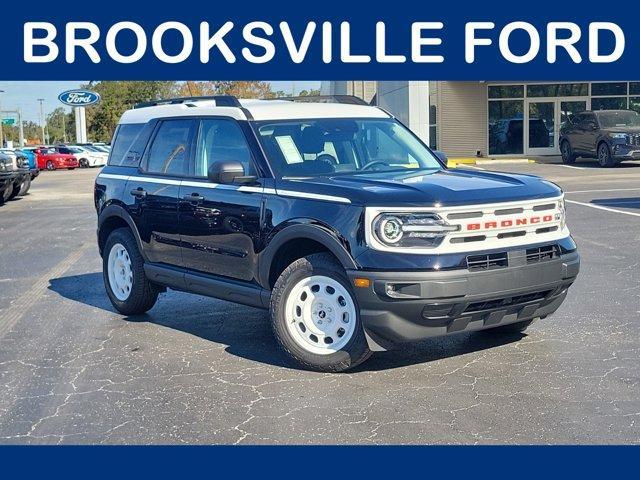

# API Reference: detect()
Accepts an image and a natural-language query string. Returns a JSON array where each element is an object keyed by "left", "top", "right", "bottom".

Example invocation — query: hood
[{"left": 278, "top": 168, "right": 561, "bottom": 207}]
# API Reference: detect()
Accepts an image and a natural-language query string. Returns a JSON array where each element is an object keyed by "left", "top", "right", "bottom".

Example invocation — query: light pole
[
  {"left": 37, "top": 98, "right": 46, "bottom": 144},
  {"left": 0, "top": 89, "right": 5, "bottom": 147}
]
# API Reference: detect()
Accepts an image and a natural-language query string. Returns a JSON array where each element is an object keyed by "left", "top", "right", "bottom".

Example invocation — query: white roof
[{"left": 119, "top": 98, "right": 389, "bottom": 124}]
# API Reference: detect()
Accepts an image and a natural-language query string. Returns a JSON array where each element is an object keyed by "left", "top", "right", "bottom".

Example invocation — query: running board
[{"left": 144, "top": 263, "right": 269, "bottom": 309}]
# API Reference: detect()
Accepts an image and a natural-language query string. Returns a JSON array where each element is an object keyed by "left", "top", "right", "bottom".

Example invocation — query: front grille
[
  {"left": 466, "top": 252, "right": 508, "bottom": 271},
  {"left": 526, "top": 244, "right": 559, "bottom": 264},
  {"left": 464, "top": 290, "right": 552, "bottom": 313}
]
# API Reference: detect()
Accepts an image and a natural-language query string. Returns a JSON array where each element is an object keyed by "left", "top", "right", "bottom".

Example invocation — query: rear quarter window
[{"left": 108, "top": 123, "right": 146, "bottom": 166}]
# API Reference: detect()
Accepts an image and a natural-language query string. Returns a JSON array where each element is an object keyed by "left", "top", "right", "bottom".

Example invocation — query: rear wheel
[
  {"left": 79, "top": 158, "right": 89, "bottom": 168},
  {"left": 560, "top": 140, "right": 575, "bottom": 164},
  {"left": 270, "top": 253, "right": 371, "bottom": 372},
  {"left": 46, "top": 160, "right": 55, "bottom": 170},
  {"left": 103, "top": 228, "right": 159, "bottom": 315},
  {"left": 597, "top": 143, "right": 615, "bottom": 167}
]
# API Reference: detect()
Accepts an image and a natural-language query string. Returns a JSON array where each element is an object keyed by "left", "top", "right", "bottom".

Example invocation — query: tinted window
[
  {"left": 591, "top": 97, "right": 627, "bottom": 110},
  {"left": 194, "top": 119, "right": 254, "bottom": 178},
  {"left": 591, "top": 82, "right": 627, "bottom": 96},
  {"left": 527, "top": 83, "right": 588, "bottom": 97},
  {"left": 630, "top": 83, "right": 640, "bottom": 95},
  {"left": 57, "top": 147, "right": 72, "bottom": 154},
  {"left": 488, "top": 100, "right": 524, "bottom": 155},
  {"left": 145, "top": 120, "right": 195, "bottom": 176},
  {"left": 488, "top": 85, "right": 524, "bottom": 99},
  {"left": 108, "top": 123, "right": 145, "bottom": 166}
]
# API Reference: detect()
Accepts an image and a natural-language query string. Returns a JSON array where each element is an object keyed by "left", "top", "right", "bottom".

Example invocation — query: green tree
[
  {"left": 47, "top": 107, "right": 75, "bottom": 144},
  {"left": 83, "top": 81, "right": 175, "bottom": 142}
]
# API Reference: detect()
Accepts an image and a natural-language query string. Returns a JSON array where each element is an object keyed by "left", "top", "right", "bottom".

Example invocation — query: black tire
[
  {"left": 79, "top": 158, "right": 89, "bottom": 168},
  {"left": 270, "top": 253, "right": 372, "bottom": 372},
  {"left": 46, "top": 160, "right": 55, "bottom": 170},
  {"left": 560, "top": 140, "right": 575, "bottom": 164},
  {"left": 18, "top": 177, "right": 31, "bottom": 196},
  {"left": 103, "top": 227, "right": 159, "bottom": 315},
  {"left": 485, "top": 319, "right": 533, "bottom": 335},
  {"left": 67, "top": 168, "right": 75, "bottom": 171},
  {"left": 0, "top": 187, "right": 9, "bottom": 204},
  {"left": 597, "top": 142, "right": 615, "bottom": 168},
  {"left": 7, "top": 183, "right": 21, "bottom": 201}
]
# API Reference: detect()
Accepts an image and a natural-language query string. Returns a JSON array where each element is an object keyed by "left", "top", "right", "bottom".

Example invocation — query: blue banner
[{"left": 2, "top": 0, "right": 638, "bottom": 80}]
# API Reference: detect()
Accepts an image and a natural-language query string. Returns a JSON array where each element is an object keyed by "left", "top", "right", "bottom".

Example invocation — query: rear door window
[{"left": 144, "top": 119, "right": 196, "bottom": 177}]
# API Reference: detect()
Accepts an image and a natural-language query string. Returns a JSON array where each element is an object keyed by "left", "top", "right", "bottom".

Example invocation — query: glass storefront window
[
  {"left": 591, "top": 97, "right": 628, "bottom": 110},
  {"left": 629, "top": 98, "right": 640, "bottom": 113},
  {"left": 591, "top": 82, "right": 627, "bottom": 96},
  {"left": 488, "top": 100, "right": 524, "bottom": 155},
  {"left": 630, "top": 83, "right": 640, "bottom": 95},
  {"left": 527, "top": 83, "right": 588, "bottom": 97},
  {"left": 488, "top": 85, "right": 524, "bottom": 99}
]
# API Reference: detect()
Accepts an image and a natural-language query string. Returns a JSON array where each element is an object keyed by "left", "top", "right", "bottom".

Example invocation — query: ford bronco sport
[{"left": 95, "top": 95, "right": 580, "bottom": 372}]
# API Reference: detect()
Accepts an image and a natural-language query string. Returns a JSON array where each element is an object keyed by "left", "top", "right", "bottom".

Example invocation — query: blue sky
[{"left": 0, "top": 81, "right": 321, "bottom": 123}]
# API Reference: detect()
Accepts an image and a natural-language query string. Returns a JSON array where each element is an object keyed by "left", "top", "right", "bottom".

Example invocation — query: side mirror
[
  {"left": 208, "top": 161, "right": 256, "bottom": 184},
  {"left": 434, "top": 150, "right": 448, "bottom": 163}
]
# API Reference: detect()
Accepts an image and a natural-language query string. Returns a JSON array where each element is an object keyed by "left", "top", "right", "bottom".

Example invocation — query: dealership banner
[{"left": 2, "top": 0, "right": 639, "bottom": 80}]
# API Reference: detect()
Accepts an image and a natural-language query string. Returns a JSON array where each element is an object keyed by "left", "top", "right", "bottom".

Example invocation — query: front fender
[{"left": 258, "top": 221, "right": 358, "bottom": 288}]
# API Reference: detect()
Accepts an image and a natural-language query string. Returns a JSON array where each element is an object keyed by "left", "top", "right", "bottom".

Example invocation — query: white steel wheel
[
  {"left": 107, "top": 243, "right": 133, "bottom": 301},
  {"left": 284, "top": 275, "right": 357, "bottom": 355}
]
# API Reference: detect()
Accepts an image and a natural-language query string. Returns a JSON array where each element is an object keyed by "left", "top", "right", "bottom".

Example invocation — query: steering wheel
[
  {"left": 316, "top": 153, "right": 338, "bottom": 166},
  {"left": 361, "top": 160, "right": 391, "bottom": 171}
]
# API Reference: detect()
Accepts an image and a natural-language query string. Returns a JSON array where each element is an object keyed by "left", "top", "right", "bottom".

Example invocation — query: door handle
[
  {"left": 130, "top": 188, "right": 147, "bottom": 198},
  {"left": 182, "top": 193, "right": 205, "bottom": 205}
]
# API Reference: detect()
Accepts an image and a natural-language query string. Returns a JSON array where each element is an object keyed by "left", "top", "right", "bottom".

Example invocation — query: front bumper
[
  {"left": 347, "top": 249, "right": 580, "bottom": 351},
  {"left": 612, "top": 144, "right": 640, "bottom": 160},
  {"left": 0, "top": 171, "right": 19, "bottom": 189}
]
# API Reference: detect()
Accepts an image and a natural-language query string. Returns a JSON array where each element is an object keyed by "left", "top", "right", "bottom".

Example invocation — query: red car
[{"left": 31, "top": 147, "right": 79, "bottom": 170}]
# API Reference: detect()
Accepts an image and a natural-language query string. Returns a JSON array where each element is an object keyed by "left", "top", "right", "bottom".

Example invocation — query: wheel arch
[
  {"left": 259, "top": 223, "right": 358, "bottom": 289},
  {"left": 98, "top": 204, "right": 146, "bottom": 260}
]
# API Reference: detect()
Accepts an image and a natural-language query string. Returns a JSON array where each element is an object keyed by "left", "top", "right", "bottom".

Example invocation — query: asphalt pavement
[{"left": 0, "top": 158, "right": 638, "bottom": 444}]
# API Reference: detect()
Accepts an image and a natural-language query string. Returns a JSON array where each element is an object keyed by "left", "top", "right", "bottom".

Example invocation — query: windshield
[
  {"left": 68, "top": 147, "right": 83, "bottom": 153},
  {"left": 254, "top": 118, "right": 442, "bottom": 177},
  {"left": 596, "top": 110, "right": 640, "bottom": 128}
]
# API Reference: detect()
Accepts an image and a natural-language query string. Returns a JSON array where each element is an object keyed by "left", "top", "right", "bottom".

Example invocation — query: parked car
[
  {"left": 95, "top": 95, "right": 580, "bottom": 372},
  {"left": 58, "top": 145, "right": 107, "bottom": 168},
  {"left": 560, "top": 109, "right": 640, "bottom": 167},
  {"left": 19, "top": 148, "right": 41, "bottom": 180},
  {"left": 30, "top": 146, "right": 79, "bottom": 170},
  {"left": 0, "top": 149, "right": 31, "bottom": 202}
]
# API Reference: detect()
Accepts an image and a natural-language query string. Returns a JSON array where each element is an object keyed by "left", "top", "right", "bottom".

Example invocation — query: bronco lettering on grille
[{"left": 467, "top": 215, "right": 553, "bottom": 231}]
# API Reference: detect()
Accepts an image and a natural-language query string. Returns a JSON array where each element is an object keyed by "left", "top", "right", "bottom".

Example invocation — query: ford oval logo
[{"left": 58, "top": 90, "right": 101, "bottom": 107}]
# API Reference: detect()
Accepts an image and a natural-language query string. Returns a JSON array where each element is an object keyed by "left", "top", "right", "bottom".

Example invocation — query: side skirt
[{"left": 144, "top": 263, "right": 270, "bottom": 309}]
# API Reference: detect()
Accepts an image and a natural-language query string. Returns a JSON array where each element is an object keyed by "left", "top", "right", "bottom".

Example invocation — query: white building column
[{"left": 375, "top": 81, "right": 430, "bottom": 144}]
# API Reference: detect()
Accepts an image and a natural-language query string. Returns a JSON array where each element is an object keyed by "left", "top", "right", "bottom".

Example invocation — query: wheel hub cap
[
  {"left": 107, "top": 243, "right": 133, "bottom": 301},
  {"left": 284, "top": 275, "right": 356, "bottom": 355}
]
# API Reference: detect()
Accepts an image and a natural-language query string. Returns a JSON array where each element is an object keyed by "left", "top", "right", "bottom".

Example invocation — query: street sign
[
  {"left": 58, "top": 89, "right": 101, "bottom": 107},
  {"left": 1, "top": 118, "right": 15, "bottom": 126}
]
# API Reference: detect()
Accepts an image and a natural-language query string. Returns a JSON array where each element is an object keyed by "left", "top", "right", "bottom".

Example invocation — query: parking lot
[{"left": 0, "top": 159, "right": 638, "bottom": 444}]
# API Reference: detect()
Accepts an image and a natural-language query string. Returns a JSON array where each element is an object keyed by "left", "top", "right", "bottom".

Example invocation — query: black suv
[
  {"left": 95, "top": 96, "right": 580, "bottom": 371},
  {"left": 560, "top": 109, "right": 640, "bottom": 167}
]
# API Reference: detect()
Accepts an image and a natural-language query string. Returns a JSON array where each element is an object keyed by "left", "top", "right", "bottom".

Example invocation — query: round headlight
[{"left": 375, "top": 215, "right": 404, "bottom": 244}]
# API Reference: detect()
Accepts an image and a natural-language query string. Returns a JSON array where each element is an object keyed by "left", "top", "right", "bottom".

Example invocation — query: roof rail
[
  {"left": 133, "top": 95, "right": 241, "bottom": 109},
  {"left": 274, "top": 95, "right": 370, "bottom": 106}
]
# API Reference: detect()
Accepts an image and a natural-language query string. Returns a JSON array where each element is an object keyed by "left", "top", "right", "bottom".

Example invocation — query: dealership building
[{"left": 321, "top": 81, "right": 640, "bottom": 158}]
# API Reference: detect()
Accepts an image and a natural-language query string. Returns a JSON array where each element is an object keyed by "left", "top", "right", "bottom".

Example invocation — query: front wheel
[
  {"left": 18, "top": 177, "right": 31, "bottom": 196},
  {"left": 46, "top": 160, "right": 55, "bottom": 170},
  {"left": 103, "top": 228, "right": 159, "bottom": 315},
  {"left": 560, "top": 140, "right": 575, "bottom": 164},
  {"left": 270, "top": 253, "right": 372, "bottom": 372},
  {"left": 79, "top": 158, "right": 89, "bottom": 168},
  {"left": 598, "top": 143, "right": 615, "bottom": 168}
]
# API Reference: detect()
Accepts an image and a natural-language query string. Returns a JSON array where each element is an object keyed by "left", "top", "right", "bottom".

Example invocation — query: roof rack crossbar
[
  {"left": 274, "top": 95, "right": 370, "bottom": 106},
  {"left": 134, "top": 95, "right": 241, "bottom": 109}
]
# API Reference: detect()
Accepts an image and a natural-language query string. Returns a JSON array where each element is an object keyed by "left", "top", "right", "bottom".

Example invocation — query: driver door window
[{"left": 194, "top": 119, "right": 254, "bottom": 178}]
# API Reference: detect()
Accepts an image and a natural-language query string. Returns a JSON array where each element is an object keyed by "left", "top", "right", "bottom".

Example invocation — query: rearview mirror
[
  {"left": 208, "top": 161, "right": 256, "bottom": 184},
  {"left": 434, "top": 150, "right": 448, "bottom": 163}
]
